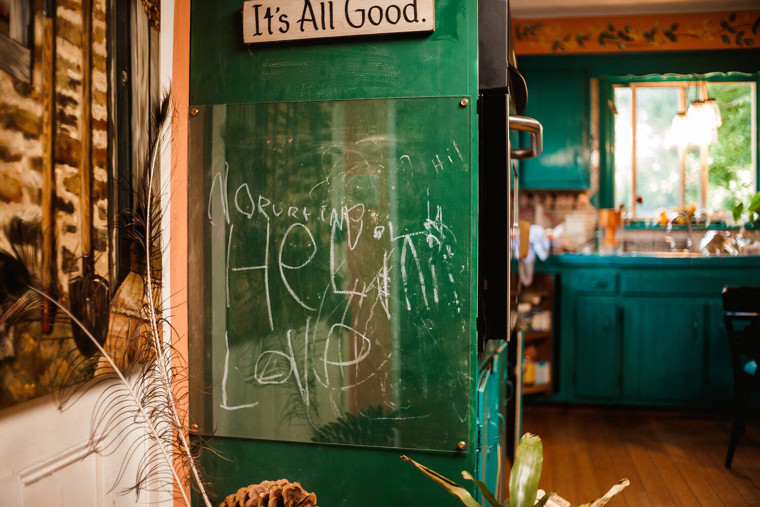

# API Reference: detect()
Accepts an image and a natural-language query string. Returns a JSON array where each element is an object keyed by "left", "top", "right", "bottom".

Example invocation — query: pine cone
[{"left": 220, "top": 478, "right": 318, "bottom": 507}]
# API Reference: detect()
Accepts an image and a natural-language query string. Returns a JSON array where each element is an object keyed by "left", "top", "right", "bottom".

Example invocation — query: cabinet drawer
[
  {"left": 565, "top": 271, "right": 617, "bottom": 294},
  {"left": 620, "top": 273, "right": 752, "bottom": 296}
]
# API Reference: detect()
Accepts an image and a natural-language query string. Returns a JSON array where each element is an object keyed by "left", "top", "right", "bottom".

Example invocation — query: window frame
[
  {"left": 597, "top": 72, "right": 760, "bottom": 215},
  {"left": 0, "top": 0, "right": 32, "bottom": 82}
]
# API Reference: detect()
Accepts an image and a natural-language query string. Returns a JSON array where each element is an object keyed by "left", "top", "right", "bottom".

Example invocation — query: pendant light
[{"left": 685, "top": 79, "right": 721, "bottom": 146}]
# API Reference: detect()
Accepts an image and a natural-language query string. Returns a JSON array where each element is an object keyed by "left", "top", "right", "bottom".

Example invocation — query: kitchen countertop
[{"left": 537, "top": 252, "right": 760, "bottom": 269}]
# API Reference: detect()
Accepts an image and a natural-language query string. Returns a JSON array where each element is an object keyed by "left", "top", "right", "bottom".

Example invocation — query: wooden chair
[{"left": 722, "top": 286, "right": 760, "bottom": 468}]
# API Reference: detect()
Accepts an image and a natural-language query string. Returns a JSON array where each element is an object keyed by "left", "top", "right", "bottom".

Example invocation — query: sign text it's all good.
[{"left": 242, "top": 0, "right": 435, "bottom": 44}]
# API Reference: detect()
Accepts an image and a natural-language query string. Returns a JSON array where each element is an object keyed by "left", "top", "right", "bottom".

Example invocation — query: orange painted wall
[
  {"left": 513, "top": 10, "right": 760, "bottom": 55},
  {"left": 171, "top": 0, "right": 191, "bottom": 505}
]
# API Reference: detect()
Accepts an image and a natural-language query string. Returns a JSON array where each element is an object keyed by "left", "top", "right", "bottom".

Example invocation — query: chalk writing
[
  {"left": 208, "top": 137, "right": 467, "bottom": 430},
  {"left": 192, "top": 98, "right": 474, "bottom": 449}
]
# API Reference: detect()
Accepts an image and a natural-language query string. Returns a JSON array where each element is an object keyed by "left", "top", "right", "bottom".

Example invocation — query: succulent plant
[{"left": 404, "top": 433, "right": 629, "bottom": 507}]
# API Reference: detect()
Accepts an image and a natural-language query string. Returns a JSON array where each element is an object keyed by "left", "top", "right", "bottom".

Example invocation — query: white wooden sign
[{"left": 242, "top": 0, "right": 435, "bottom": 44}]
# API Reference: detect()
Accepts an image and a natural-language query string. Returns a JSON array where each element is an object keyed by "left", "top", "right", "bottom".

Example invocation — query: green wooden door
[
  {"left": 574, "top": 296, "right": 619, "bottom": 400},
  {"left": 188, "top": 1, "right": 481, "bottom": 505},
  {"left": 621, "top": 298, "right": 706, "bottom": 404}
]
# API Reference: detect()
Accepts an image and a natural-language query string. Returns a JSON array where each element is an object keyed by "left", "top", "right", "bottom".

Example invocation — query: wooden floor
[{"left": 521, "top": 405, "right": 760, "bottom": 506}]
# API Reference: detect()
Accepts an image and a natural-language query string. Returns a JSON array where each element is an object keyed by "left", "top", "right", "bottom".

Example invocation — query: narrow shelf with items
[{"left": 517, "top": 274, "right": 555, "bottom": 396}]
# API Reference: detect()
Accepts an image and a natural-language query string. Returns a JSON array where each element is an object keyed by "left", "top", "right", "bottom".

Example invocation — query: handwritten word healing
[{"left": 242, "top": 0, "right": 435, "bottom": 44}]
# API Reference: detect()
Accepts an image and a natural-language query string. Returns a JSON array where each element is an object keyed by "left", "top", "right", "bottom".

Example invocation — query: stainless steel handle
[{"left": 509, "top": 115, "right": 543, "bottom": 160}]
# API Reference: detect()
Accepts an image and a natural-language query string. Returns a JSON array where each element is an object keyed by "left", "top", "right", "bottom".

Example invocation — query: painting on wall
[{"left": 0, "top": 0, "right": 158, "bottom": 410}]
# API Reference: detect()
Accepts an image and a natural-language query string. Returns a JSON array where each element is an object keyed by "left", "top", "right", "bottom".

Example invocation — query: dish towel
[{"left": 519, "top": 225, "right": 550, "bottom": 286}]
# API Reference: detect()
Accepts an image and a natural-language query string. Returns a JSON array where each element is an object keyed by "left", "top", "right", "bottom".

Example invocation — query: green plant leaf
[
  {"left": 462, "top": 471, "right": 502, "bottom": 507},
  {"left": 509, "top": 433, "right": 543, "bottom": 507},
  {"left": 401, "top": 456, "right": 481, "bottom": 507},
  {"left": 577, "top": 479, "right": 630, "bottom": 507},
  {"left": 748, "top": 192, "right": 760, "bottom": 213},
  {"left": 733, "top": 202, "right": 745, "bottom": 222}
]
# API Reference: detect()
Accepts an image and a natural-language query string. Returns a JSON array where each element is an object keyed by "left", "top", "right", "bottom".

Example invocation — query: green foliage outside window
[{"left": 707, "top": 83, "right": 755, "bottom": 213}]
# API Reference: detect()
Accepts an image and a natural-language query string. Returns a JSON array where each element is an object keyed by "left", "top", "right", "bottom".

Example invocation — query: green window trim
[{"left": 597, "top": 71, "right": 760, "bottom": 210}]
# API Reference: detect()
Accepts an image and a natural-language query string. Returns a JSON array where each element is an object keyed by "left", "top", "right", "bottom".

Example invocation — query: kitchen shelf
[
  {"left": 518, "top": 274, "right": 556, "bottom": 396},
  {"left": 523, "top": 384, "right": 553, "bottom": 395},
  {"left": 524, "top": 330, "right": 551, "bottom": 342}
]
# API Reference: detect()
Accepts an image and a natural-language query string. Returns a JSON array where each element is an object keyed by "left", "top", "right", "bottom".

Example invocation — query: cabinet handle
[{"left": 509, "top": 115, "right": 543, "bottom": 160}]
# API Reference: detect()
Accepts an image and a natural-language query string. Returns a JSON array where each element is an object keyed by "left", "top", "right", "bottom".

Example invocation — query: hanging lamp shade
[
  {"left": 686, "top": 98, "right": 720, "bottom": 146},
  {"left": 665, "top": 111, "right": 690, "bottom": 148},
  {"left": 703, "top": 98, "right": 722, "bottom": 128}
]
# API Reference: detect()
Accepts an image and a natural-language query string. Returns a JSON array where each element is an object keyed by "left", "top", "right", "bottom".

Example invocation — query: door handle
[{"left": 509, "top": 115, "right": 543, "bottom": 160}]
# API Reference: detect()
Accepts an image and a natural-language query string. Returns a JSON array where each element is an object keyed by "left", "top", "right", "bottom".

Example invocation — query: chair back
[{"left": 722, "top": 286, "right": 760, "bottom": 384}]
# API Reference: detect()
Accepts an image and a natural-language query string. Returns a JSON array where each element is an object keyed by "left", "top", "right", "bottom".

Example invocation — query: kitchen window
[{"left": 609, "top": 75, "right": 757, "bottom": 220}]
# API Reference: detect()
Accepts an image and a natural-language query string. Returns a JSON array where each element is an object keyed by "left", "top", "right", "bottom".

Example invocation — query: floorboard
[{"left": 522, "top": 405, "right": 760, "bottom": 506}]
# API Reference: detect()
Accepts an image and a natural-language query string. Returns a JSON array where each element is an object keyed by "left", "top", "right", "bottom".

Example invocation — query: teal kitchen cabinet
[
  {"left": 621, "top": 298, "right": 707, "bottom": 404},
  {"left": 518, "top": 69, "right": 590, "bottom": 189},
  {"left": 618, "top": 269, "right": 754, "bottom": 406},
  {"left": 544, "top": 255, "right": 760, "bottom": 407},
  {"left": 574, "top": 295, "right": 619, "bottom": 400},
  {"left": 705, "top": 299, "right": 734, "bottom": 403},
  {"left": 556, "top": 269, "right": 618, "bottom": 402}
]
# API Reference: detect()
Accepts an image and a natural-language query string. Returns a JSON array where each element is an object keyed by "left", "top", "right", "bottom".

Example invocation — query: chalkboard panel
[{"left": 188, "top": 97, "right": 474, "bottom": 451}]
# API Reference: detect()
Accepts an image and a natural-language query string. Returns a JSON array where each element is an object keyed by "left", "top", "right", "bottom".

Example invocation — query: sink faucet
[{"left": 665, "top": 211, "right": 694, "bottom": 252}]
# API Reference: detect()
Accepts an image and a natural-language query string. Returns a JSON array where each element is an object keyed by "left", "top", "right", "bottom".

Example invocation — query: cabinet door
[
  {"left": 518, "top": 68, "right": 589, "bottom": 190},
  {"left": 621, "top": 299, "right": 706, "bottom": 403},
  {"left": 574, "top": 296, "right": 619, "bottom": 400},
  {"left": 705, "top": 299, "right": 733, "bottom": 405}
]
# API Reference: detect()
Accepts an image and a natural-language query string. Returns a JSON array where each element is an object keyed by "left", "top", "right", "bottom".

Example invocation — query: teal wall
[
  {"left": 519, "top": 49, "right": 760, "bottom": 77},
  {"left": 518, "top": 49, "right": 760, "bottom": 205}
]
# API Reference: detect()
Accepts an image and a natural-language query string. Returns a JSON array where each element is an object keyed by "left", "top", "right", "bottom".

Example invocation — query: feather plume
[{"left": 6, "top": 95, "right": 213, "bottom": 506}]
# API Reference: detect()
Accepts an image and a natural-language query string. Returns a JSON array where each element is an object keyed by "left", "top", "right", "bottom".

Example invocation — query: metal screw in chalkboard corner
[
  {"left": 190, "top": 107, "right": 199, "bottom": 117},
  {"left": 456, "top": 440, "right": 466, "bottom": 451},
  {"left": 459, "top": 98, "right": 469, "bottom": 108}
]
